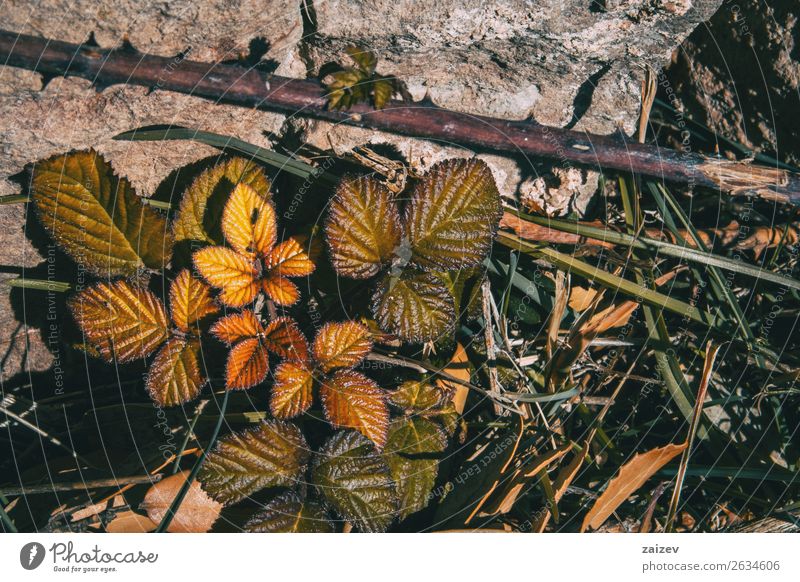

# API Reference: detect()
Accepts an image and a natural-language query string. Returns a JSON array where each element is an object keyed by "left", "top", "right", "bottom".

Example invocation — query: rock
[
  {"left": 663, "top": 0, "right": 800, "bottom": 166},
  {"left": 0, "top": 0, "right": 723, "bottom": 379}
]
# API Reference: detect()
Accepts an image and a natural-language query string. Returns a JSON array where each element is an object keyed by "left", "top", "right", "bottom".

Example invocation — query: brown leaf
[
  {"left": 270, "top": 361, "right": 314, "bottom": 419},
  {"left": 142, "top": 471, "right": 222, "bottom": 533},
  {"left": 313, "top": 321, "right": 373, "bottom": 373},
  {"left": 320, "top": 370, "right": 389, "bottom": 449},
  {"left": 581, "top": 442, "right": 687, "bottom": 532}
]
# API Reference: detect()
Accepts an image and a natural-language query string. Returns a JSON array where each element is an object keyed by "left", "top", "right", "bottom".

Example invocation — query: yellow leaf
[
  {"left": 221, "top": 183, "right": 277, "bottom": 258},
  {"left": 372, "top": 78, "right": 394, "bottom": 109},
  {"left": 270, "top": 361, "right": 314, "bottom": 419},
  {"left": 69, "top": 280, "right": 169, "bottom": 363},
  {"left": 262, "top": 317, "right": 309, "bottom": 362},
  {"left": 193, "top": 246, "right": 259, "bottom": 307},
  {"left": 31, "top": 150, "right": 173, "bottom": 276},
  {"left": 325, "top": 176, "right": 402, "bottom": 279},
  {"left": 169, "top": 269, "right": 218, "bottom": 332},
  {"left": 581, "top": 442, "right": 688, "bottom": 532},
  {"left": 264, "top": 238, "right": 315, "bottom": 277},
  {"left": 210, "top": 310, "right": 263, "bottom": 345},
  {"left": 226, "top": 337, "right": 269, "bottom": 390},
  {"left": 312, "top": 321, "right": 373, "bottom": 373},
  {"left": 142, "top": 471, "right": 222, "bottom": 533},
  {"left": 320, "top": 370, "right": 389, "bottom": 449},
  {"left": 261, "top": 275, "right": 300, "bottom": 306},
  {"left": 173, "top": 157, "right": 271, "bottom": 244},
  {"left": 146, "top": 338, "right": 204, "bottom": 406}
]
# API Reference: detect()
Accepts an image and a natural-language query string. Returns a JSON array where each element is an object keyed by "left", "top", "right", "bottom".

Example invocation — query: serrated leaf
[
  {"left": 173, "top": 157, "right": 271, "bottom": 244},
  {"left": 221, "top": 183, "right": 277, "bottom": 257},
  {"left": 146, "top": 338, "right": 204, "bottom": 406},
  {"left": 193, "top": 246, "right": 259, "bottom": 307},
  {"left": 244, "top": 491, "right": 333, "bottom": 532},
  {"left": 262, "top": 317, "right": 309, "bottom": 362},
  {"left": 199, "top": 421, "right": 310, "bottom": 505},
  {"left": 405, "top": 158, "right": 501, "bottom": 270},
  {"left": 325, "top": 176, "right": 402, "bottom": 279},
  {"left": 264, "top": 238, "right": 315, "bottom": 277},
  {"left": 371, "top": 271, "right": 455, "bottom": 342},
  {"left": 390, "top": 380, "right": 445, "bottom": 411},
  {"left": 326, "top": 69, "right": 369, "bottom": 110},
  {"left": 225, "top": 337, "right": 269, "bottom": 390},
  {"left": 262, "top": 275, "right": 300, "bottom": 306},
  {"left": 270, "top": 361, "right": 314, "bottom": 419},
  {"left": 312, "top": 430, "right": 397, "bottom": 532},
  {"left": 31, "top": 150, "right": 172, "bottom": 276},
  {"left": 312, "top": 321, "right": 373, "bottom": 373},
  {"left": 210, "top": 310, "right": 262, "bottom": 345},
  {"left": 169, "top": 270, "right": 218, "bottom": 332},
  {"left": 372, "top": 77, "right": 394, "bottom": 109},
  {"left": 143, "top": 470, "right": 222, "bottom": 533},
  {"left": 69, "top": 280, "right": 169, "bottom": 363},
  {"left": 320, "top": 370, "right": 389, "bottom": 449},
  {"left": 346, "top": 46, "right": 377, "bottom": 75},
  {"left": 384, "top": 417, "right": 447, "bottom": 519}
]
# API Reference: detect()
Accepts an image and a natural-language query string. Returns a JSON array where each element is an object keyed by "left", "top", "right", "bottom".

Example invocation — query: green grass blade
[{"left": 114, "top": 125, "right": 337, "bottom": 185}]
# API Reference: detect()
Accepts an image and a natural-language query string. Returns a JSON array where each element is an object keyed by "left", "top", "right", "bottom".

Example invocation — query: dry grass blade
[{"left": 580, "top": 442, "right": 687, "bottom": 532}]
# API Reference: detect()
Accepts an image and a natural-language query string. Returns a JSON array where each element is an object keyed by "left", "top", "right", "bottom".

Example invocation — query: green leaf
[
  {"left": 372, "top": 78, "right": 394, "bottom": 109},
  {"left": 311, "top": 430, "right": 397, "bottom": 532},
  {"left": 389, "top": 380, "right": 445, "bottom": 411},
  {"left": 244, "top": 491, "right": 334, "bottom": 532},
  {"left": 325, "top": 176, "right": 402, "bottom": 279},
  {"left": 405, "top": 158, "right": 501, "bottom": 270},
  {"left": 199, "top": 421, "right": 310, "bottom": 505},
  {"left": 384, "top": 417, "right": 448, "bottom": 519},
  {"left": 31, "top": 150, "right": 173, "bottom": 276},
  {"left": 172, "top": 157, "right": 271, "bottom": 245},
  {"left": 371, "top": 271, "right": 455, "bottom": 342},
  {"left": 346, "top": 46, "right": 377, "bottom": 75}
]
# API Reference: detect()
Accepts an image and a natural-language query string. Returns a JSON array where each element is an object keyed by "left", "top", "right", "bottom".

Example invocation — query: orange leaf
[
  {"left": 265, "top": 237, "right": 315, "bottom": 277},
  {"left": 320, "top": 370, "right": 389, "bottom": 449},
  {"left": 142, "top": 471, "right": 222, "bottom": 533},
  {"left": 226, "top": 337, "right": 269, "bottom": 390},
  {"left": 169, "top": 269, "right": 218, "bottom": 332},
  {"left": 313, "top": 321, "right": 373, "bottom": 373},
  {"left": 581, "top": 442, "right": 688, "bottom": 532},
  {"left": 221, "top": 183, "right": 277, "bottom": 257},
  {"left": 270, "top": 361, "right": 314, "bottom": 419},
  {"left": 262, "top": 275, "right": 300, "bottom": 306},
  {"left": 193, "top": 246, "right": 259, "bottom": 307},
  {"left": 68, "top": 280, "right": 169, "bottom": 363},
  {"left": 146, "top": 338, "right": 204, "bottom": 406},
  {"left": 325, "top": 175, "right": 402, "bottom": 279},
  {"left": 210, "top": 310, "right": 263, "bottom": 345},
  {"left": 262, "top": 317, "right": 309, "bottom": 362}
]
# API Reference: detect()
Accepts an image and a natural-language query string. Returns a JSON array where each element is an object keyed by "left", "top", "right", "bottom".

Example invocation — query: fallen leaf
[
  {"left": 581, "top": 442, "right": 688, "bottom": 532},
  {"left": 436, "top": 343, "right": 471, "bottom": 414},
  {"left": 142, "top": 471, "right": 222, "bottom": 533},
  {"left": 105, "top": 511, "right": 157, "bottom": 533}
]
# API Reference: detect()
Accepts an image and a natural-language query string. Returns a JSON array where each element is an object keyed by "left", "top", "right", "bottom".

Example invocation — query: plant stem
[
  {"left": 154, "top": 390, "right": 229, "bottom": 533},
  {"left": 2, "top": 28, "right": 800, "bottom": 202}
]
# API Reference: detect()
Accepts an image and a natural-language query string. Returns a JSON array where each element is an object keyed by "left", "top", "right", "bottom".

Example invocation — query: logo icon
[{"left": 20, "top": 542, "right": 46, "bottom": 570}]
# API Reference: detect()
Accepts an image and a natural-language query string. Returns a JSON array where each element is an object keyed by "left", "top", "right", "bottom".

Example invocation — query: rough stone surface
[
  {"left": 0, "top": 0, "right": 723, "bottom": 380},
  {"left": 663, "top": 0, "right": 800, "bottom": 166}
]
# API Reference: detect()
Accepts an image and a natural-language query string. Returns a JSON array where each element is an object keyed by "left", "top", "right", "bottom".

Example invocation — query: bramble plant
[
  {"left": 27, "top": 145, "right": 499, "bottom": 532},
  {"left": 322, "top": 46, "right": 408, "bottom": 110},
  {"left": 325, "top": 158, "right": 502, "bottom": 342}
]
